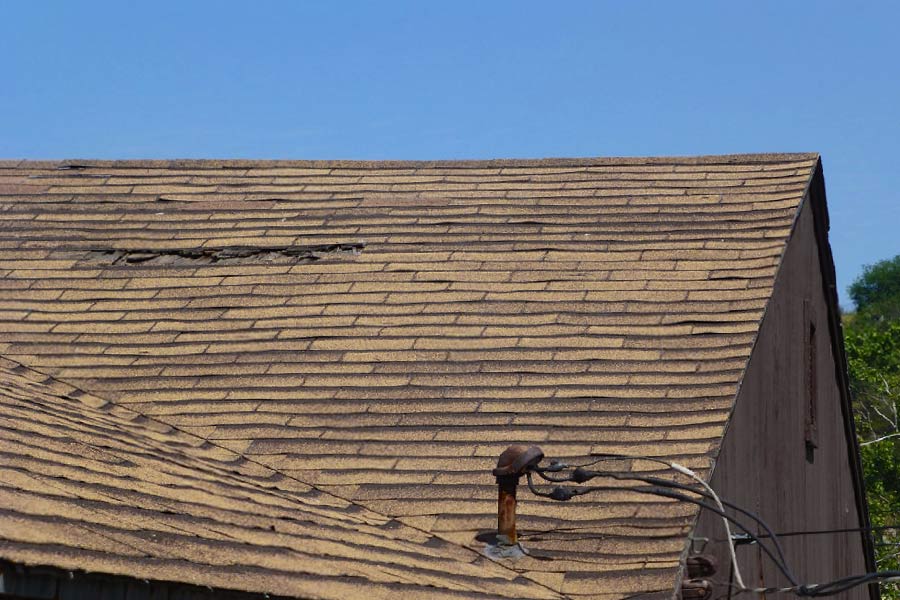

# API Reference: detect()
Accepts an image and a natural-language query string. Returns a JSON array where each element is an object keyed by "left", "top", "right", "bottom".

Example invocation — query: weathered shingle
[
  {"left": 0, "top": 153, "right": 820, "bottom": 599},
  {"left": 0, "top": 357, "right": 559, "bottom": 599}
]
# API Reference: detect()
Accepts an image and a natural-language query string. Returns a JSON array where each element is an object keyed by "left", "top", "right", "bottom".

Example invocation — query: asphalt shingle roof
[{"left": 0, "top": 153, "right": 821, "bottom": 599}]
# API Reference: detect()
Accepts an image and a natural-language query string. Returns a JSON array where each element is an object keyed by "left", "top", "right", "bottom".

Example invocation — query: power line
[
  {"left": 537, "top": 454, "right": 798, "bottom": 586},
  {"left": 757, "top": 524, "right": 900, "bottom": 538},
  {"left": 524, "top": 473, "right": 796, "bottom": 586},
  {"left": 535, "top": 464, "right": 798, "bottom": 583},
  {"left": 524, "top": 451, "right": 900, "bottom": 597},
  {"left": 711, "top": 572, "right": 900, "bottom": 597}
]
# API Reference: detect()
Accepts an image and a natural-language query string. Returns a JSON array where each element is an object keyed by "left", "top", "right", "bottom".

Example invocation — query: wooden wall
[
  {"left": 0, "top": 560, "right": 295, "bottom": 600},
  {"left": 690, "top": 196, "right": 871, "bottom": 599}
]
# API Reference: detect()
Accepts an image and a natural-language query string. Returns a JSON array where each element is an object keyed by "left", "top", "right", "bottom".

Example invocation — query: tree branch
[{"left": 861, "top": 432, "right": 900, "bottom": 446}]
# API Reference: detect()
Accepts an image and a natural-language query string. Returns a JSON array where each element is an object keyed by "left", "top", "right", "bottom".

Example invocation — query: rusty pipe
[
  {"left": 497, "top": 474, "right": 519, "bottom": 545},
  {"left": 492, "top": 445, "right": 544, "bottom": 547}
]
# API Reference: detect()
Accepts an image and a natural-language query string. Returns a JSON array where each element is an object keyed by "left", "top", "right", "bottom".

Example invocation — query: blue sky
[{"left": 1, "top": 2, "right": 897, "bottom": 307}]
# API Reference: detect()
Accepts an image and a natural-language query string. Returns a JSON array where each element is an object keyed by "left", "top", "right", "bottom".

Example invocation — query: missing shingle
[{"left": 79, "top": 243, "right": 365, "bottom": 266}]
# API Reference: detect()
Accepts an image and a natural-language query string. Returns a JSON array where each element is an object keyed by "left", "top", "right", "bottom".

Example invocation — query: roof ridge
[{"left": 3, "top": 152, "right": 820, "bottom": 170}]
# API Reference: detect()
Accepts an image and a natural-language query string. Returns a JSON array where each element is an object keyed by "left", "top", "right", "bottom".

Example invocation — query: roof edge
[
  {"left": 677, "top": 154, "right": 821, "bottom": 598},
  {"left": 687, "top": 156, "right": 877, "bottom": 597},
  {"left": 695, "top": 154, "right": 820, "bottom": 471},
  {"left": 1, "top": 152, "right": 821, "bottom": 170},
  {"left": 806, "top": 159, "right": 880, "bottom": 600}
]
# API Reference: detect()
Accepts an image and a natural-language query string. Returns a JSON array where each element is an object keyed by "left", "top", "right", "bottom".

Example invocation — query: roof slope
[
  {"left": 0, "top": 356, "right": 556, "bottom": 599},
  {"left": 0, "top": 154, "right": 820, "bottom": 599}
]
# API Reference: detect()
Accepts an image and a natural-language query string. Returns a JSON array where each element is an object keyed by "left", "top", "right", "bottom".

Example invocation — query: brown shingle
[{"left": 0, "top": 154, "right": 820, "bottom": 600}]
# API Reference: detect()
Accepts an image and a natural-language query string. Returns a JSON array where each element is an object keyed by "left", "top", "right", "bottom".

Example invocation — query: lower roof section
[{"left": 0, "top": 358, "right": 560, "bottom": 599}]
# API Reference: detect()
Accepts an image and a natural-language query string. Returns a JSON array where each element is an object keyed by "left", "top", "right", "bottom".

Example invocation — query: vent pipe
[{"left": 491, "top": 445, "right": 544, "bottom": 547}]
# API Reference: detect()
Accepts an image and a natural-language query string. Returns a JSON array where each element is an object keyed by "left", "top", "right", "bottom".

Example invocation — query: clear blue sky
[{"left": 2, "top": 2, "right": 897, "bottom": 308}]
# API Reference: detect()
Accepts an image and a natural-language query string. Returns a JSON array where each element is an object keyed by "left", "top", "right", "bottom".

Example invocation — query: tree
[
  {"left": 849, "top": 255, "right": 900, "bottom": 324},
  {"left": 847, "top": 321, "right": 900, "bottom": 443},
  {"left": 844, "top": 254, "right": 900, "bottom": 598}
]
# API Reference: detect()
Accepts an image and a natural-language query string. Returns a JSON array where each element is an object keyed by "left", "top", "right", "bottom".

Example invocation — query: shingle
[{"left": 0, "top": 154, "right": 819, "bottom": 600}]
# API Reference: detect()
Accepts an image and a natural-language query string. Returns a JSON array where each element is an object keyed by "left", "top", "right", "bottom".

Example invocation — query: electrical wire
[
  {"left": 540, "top": 453, "right": 748, "bottom": 589},
  {"left": 534, "top": 466, "right": 798, "bottom": 586},
  {"left": 724, "top": 553, "right": 735, "bottom": 600},
  {"left": 524, "top": 473, "right": 795, "bottom": 586},
  {"left": 535, "top": 468, "right": 793, "bottom": 573},
  {"left": 711, "top": 572, "right": 900, "bottom": 597},
  {"left": 668, "top": 460, "right": 745, "bottom": 590},
  {"left": 549, "top": 454, "right": 900, "bottom": 544},
  {"left": 558, "top": 453, "right": 814, "bottom": 586},
  {"left": 526, "top": 452, "right": 900, "bottom": 597},
  {"left": 756, "top": 524, "right": 900, "bottom": 538}
]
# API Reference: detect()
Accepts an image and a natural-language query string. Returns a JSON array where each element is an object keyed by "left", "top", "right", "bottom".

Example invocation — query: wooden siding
[
  {"left": 691, "top": 196, "right": 870, "bottom": 598},
  {"left": 0, "top": 559, "right": 296, "bottom": 600}
]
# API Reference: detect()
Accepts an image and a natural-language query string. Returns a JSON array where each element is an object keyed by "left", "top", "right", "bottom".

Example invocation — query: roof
[
  {"left": 0, "top": 356, "right": 553, "bottom": 599},
  {"left": 0, "top": 153, "right": 822, "bottom": 599}
]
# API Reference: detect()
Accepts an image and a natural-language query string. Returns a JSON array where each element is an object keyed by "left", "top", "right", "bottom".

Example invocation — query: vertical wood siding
[{"left": 691, "top": 198, "right": 870, "bottom": 599}]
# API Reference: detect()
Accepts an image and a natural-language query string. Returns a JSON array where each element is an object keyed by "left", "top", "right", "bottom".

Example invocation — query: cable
[
  {"left": 524, "top": 473, "right": 795, "bottom": 586},
  {"left": 712, "top": 571, "right": 900, "bottom": 597},
  {"left": 554, "top": 453, "right": 808, "bottom": 586},
  {"left": 725, "top": 552, "right": 735, "bottom": 600},
  {"left": 527, "top": 452, "right": 900, "bottom": 597},
  {"left": 540, "top": 453, "right": 749, "bottom": 589},
  {"left": 668, "top": 460, "right": 745, "bottom": 590},
  {"left": 534, "top": 466, "right": 798, "bottom": 586},
  {"left": 757, "top": 524, "right": 900, "bottom": 538}
]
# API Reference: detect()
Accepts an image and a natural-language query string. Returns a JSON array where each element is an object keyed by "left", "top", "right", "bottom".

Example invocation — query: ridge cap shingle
[{"left": 6, "top": 151, "right": 820, "bottom": 171}]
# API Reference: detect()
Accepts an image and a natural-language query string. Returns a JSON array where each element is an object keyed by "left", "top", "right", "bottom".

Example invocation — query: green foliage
[
  {"left": 844, "top": 254, "right": 900, "bottom": 597},
  {"left": 846, "top": 321, "right": 900, "bottom": 575},
  {"left": 859, "top": 440, "right": 900, "bottom": 595},
  {"left": 846, "top": 321, "right": 900, "bottom": 438},
  {"left": 849, "top": 255, "right": 900, "bottom": 323},
  {"left": 860, "top": 441, "right": 900, "bottom": 531}
]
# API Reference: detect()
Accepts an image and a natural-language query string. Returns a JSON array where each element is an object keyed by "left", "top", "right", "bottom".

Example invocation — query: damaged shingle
[{"left": 80, "top": 243, "right": 366, "bottom": 266}]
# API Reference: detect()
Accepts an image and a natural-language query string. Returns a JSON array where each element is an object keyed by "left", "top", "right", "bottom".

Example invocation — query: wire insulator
[
  {"left": 571, "top": 467, "right": 592, "bottom": 483},
  {"left": 549, "top": 486, "right": 576, "bottom": 501}
]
